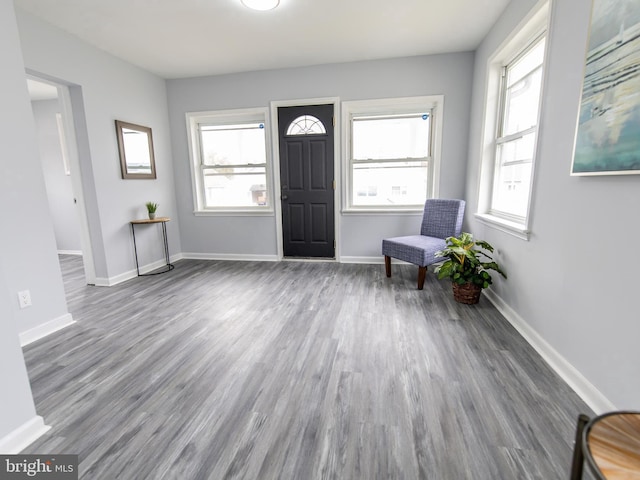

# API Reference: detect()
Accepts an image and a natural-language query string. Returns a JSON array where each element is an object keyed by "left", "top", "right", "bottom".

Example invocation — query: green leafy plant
[
  {"left": 434, "top": 232, "right": 506, "bottom": 289},
  {"left": 145, "top": 202, "right": 158, "bottom": 214}
]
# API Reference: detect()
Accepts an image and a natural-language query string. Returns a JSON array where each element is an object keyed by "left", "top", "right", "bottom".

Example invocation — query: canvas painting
[{"left": 572, "top": 0, "right": 640, "bottom": 175}]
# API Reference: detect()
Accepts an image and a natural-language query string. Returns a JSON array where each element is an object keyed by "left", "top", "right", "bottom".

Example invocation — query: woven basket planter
[{"left": 452, "top": 282, "right": 482, "bottom": 304}]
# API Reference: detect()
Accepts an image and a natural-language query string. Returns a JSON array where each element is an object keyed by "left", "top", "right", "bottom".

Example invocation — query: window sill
[
  {"left": 474, "top": 213, "right": 530, "bottom": 240},
  {"left": 194, "top": 209, "right": 274, "bottom": 217},
  {"left": 342, "top": 207, "right": 423, "bottom": 215}
]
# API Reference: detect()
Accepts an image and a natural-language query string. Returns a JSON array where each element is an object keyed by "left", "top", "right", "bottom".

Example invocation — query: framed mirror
[{"left": 115, "top": 120, "right": 157, "bottom": 179}]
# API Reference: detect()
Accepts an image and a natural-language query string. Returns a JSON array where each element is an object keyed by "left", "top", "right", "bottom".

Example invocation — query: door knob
[{"left": 282, "top": 195, "right": 289, "bottom": 200}]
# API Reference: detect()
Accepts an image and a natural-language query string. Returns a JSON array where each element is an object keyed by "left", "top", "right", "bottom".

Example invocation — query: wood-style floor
[{"left": 22, "top": 255, "right": 593, "bottom": 479}]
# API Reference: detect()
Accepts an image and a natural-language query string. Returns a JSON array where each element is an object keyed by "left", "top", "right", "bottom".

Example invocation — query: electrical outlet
[{"left": 18, "top": 290, "right": 32, "bottom": 309}]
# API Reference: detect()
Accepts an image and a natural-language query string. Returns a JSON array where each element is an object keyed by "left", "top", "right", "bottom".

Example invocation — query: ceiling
[{"left": 15, "top": 0, "right": 511, "bottom": 80}]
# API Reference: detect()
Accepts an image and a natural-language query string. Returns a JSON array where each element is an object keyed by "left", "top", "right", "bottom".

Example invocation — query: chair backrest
[{"left": 420, "top": 199, "right": 465, "bottom": 239}]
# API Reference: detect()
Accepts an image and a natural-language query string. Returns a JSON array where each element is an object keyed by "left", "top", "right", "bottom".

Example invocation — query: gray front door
[{"left": 278, "top": 105, "right": 335, "bottom": 258}]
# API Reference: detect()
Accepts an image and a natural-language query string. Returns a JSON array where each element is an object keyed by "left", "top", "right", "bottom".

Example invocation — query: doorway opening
[{"left": 26, "top": 74, "right": 96, "bottom": 288}]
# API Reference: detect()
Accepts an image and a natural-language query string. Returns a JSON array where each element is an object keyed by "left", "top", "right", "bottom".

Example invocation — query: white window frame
[
  {"left": 475, "top": 1, "right": 550, "bottom": 239},
  {"left": 342, "top": 96, "right": 443, "bottom": 213},
  {"left": 186, "top": 107, "right": 273, "bottom": 215}
]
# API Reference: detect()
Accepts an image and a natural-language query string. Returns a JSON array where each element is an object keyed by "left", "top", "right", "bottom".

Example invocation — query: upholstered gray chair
[{"left": 382, "top": 199, "right": 465, "bottom": 290}]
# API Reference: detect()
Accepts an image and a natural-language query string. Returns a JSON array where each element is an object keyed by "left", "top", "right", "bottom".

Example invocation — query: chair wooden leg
[
  {"left": 570, "top": 414, "right": 590, "bottom": 480},
  {"left": 385, "top": 256, "right": 391, "bottom": 277},
  {"left": 418, "top": 266, "right": 426, "bottom": 290}
]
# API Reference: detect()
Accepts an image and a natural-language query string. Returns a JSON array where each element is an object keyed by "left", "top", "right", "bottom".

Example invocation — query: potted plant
[
  {"left": 434, "top": 232, "right": 506, "bottom": 304},
  {"left": 145, "top": 202, "right": 158, "bottom": 220}
]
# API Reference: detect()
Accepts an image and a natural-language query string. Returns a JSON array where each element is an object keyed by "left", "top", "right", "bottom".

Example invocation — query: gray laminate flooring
[{"left": 22, "top": 256, "right": 593, "bottom": 479}]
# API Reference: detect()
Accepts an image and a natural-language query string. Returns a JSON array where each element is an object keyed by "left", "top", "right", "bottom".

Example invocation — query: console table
[{"left": 130, "top": 217, "right": 174, "bottom": 276}]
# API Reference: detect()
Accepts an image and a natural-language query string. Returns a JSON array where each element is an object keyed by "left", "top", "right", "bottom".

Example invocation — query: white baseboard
[
  {"left": 483, "top": 289, "right": 615, "bottom": 414},
  {"left": 0, "top": 416, "right": 50, "bottom": 454},
  {"left": 96, "top": 253, "right": 420, "bottom": 284},
  {"left": 182, "top": 253, "right": 279, "bottom": 262},
  {"left": 282, "top": 258, "right": 336, "bottom": 263},
  {"left": 19, "top": 314, "right": 75, "bottom": 347},
  {"left": 340, "top": 256, "right": 422, "bottom": 266},
  {"left": 95, "top": 271, "right": 134, "bottom": 287},
  {"left": 95, "top": 254, "right": 184, "bottom": 287},
  {"left": 97, "top": 255, "right": 411, "bottom": 279},
  {"left": 340, "top": 256, "right": 383, "bottom": 264},
  {"left": 93, "top": 277, "right": 114, "bottom": 287}
]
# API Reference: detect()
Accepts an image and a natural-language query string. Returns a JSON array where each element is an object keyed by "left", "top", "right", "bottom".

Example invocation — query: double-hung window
[
  {"left": 476, "top": 2, "right": 549, "bottom": 238},
  {"left": 492, "top": 35, "right": 546, "bottom": 220},
  {"left": 343, "top": 96, "right": 443, "bottom": 211},
  {"left": 186, "top": 108, "right": 272, "bottom": 213}
]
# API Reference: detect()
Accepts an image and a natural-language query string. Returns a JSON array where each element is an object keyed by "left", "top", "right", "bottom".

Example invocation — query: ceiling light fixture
[{"left": 241, "top": 0, "right": 280, "bottom": 11}]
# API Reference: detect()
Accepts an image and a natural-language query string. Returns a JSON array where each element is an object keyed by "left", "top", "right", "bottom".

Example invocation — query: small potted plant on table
[
  {"left": 145, "top": 202, "right": 158, "bottom": 220},
  {"left": 434, "top": 232, "right": 506, "bottom": 304}
]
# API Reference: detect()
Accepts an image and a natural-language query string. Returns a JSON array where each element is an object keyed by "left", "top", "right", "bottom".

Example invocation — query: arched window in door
[{"left": 286, "top": 115, "right": 327, "bottom": 135}]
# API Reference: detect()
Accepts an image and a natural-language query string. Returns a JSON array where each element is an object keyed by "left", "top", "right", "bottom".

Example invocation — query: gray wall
[
  {"left": 1, "top": 12, "right": 69, "bottom": 337},
  {"left": 167, "top": 54, "right": 474, "bottom": 259},
  {"left": 16, "top": 9, "right": 182, "bottom": 283},
  {"left": 466, "top": 0, "right": 639, "bottom": 408},
  {"left": 0, "top": 0, "right": 53, "bottom": 442},
  {"left": 32, "top": 99, "right": 82, "bottom": 253}
]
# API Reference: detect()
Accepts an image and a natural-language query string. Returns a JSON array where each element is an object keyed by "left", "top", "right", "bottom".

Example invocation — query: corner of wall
[
  {"left": 19, "top": 313, "right": 75, "bottom": 347},
  {"left": 0, "top": 416, "right": 50, "bottom": 454}
]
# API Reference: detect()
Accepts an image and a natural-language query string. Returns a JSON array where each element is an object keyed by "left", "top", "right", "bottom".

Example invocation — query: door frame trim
[
  {"left": 26, "top": 72, "right": 97, "bottom": 285},
  {"left": 270, "top": 97, "right": 341, "bottom": 261}
]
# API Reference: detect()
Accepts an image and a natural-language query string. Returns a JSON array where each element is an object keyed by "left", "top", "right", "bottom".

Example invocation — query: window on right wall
[
  {"left": 493, "top": 35, "right": 545, "bottom": 219},
  {"left": 476, "top": 1, "right": 549, "bottom": 239}
]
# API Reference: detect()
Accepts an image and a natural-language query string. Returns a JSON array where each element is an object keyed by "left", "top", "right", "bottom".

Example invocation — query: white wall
[
  {"left": 167, "top": 54, "right": 474, "bottom": 259},
  {"left": 0, "top": 0, "right": 52, "bottom": 451},
  {"left": 466, "top": 0, "right": 639, "bottom": 408},
  {"left": 32, "top": 99, "right": 82, "bottom": 253},
  {"left": 16, "top": 9, "right": 182, "bottom": 283},
  {"left": 0, "top": 262, "right": 46, "bottom": 452},
  {"left": 0, "top": 9, "right": 70, "bottom": 338}
]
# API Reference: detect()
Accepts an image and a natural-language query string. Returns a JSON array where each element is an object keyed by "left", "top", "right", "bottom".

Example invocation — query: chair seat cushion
[{"left": 382, "top": 235, "right": 446, "bottom": 267}]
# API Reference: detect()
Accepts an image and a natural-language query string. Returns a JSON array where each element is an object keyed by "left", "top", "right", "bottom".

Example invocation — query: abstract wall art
[{"left": 572, "top": 0, "right": 640, "bottom": 175}]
